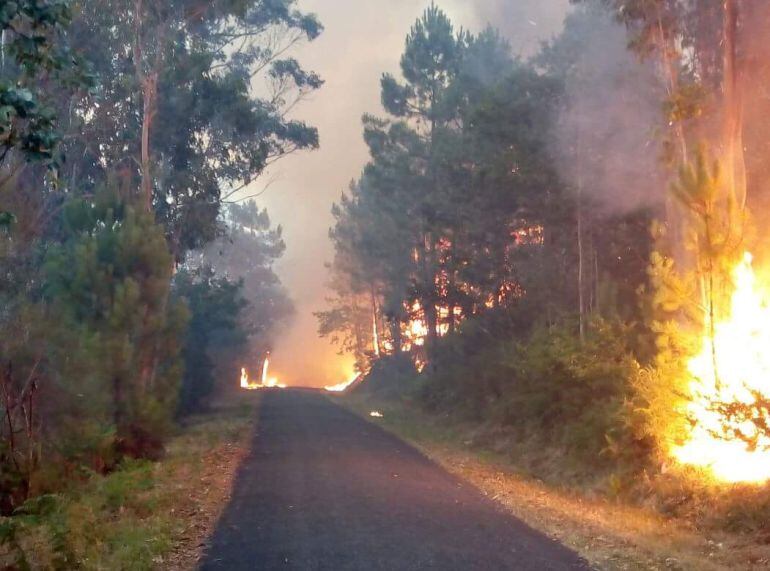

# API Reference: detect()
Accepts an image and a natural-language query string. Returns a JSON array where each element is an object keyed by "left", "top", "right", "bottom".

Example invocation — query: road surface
[{"left": 200, "top": 390, "right": 588, "bottom": 570}]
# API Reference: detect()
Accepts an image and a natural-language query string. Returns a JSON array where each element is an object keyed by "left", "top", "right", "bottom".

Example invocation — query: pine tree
[{"left": 45, "top": 189, "right": 188, "bottom": 460}]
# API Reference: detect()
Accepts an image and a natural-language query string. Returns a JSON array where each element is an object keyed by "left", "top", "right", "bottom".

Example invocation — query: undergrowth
[
  {"left": 352, "top": 318, "right": 770, "bottom": 533},
  {"left": 0, "top": 399, "right": 255, "bottom": 569}
]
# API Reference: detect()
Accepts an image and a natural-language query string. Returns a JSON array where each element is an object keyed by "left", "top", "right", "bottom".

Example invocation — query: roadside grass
[
  {"left": 0, "top": 394, "right": 258, "bottom": 570},
  {"left": 341, "top": 393, "right": 770, "bottom": 570}
]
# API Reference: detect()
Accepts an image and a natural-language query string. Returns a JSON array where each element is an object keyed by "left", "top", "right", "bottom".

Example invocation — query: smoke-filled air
[{"left": 3, "top": 1, "right": 770, "bottom": 569}]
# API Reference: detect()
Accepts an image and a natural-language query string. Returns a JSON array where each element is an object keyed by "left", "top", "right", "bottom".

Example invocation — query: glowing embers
[
  {"left": 325, "top": 371, "right": 361, "bottom": 393},
  {"left": 672, "top": 252, "right": 770, "bottom": 483}
]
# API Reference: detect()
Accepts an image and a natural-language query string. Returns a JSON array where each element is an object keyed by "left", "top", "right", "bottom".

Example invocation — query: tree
[
  {"left": 376, "top": 4, "right": 467, "bottom": 352},
  {"left": 0, "top": 0, "right": 92, "bottom": 165},
  {"left": 200, "top": 201, "right": 294, "bottom": 350},
  {"left": 587, "top": 0, "right": 770, "bottom": 214},
  {"left": 321, "top": 9, "right": 572, "bottom": 368},
  {"left": 44, "top": 189, "right": 187, "bottom": 460},
  {"left": 60, "top": 0, "right": 323, "bottom": 256},
  {"left": 174, "top": 268, "right": 247, "bottom": 414}
]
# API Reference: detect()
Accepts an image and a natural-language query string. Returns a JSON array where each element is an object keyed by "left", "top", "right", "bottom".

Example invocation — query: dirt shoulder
[
  {"left": 341, "top": 394, "right": 770, "bottom": 571},
  {"left": 162, "top": 396, "right": 259, "bottom": 570}
]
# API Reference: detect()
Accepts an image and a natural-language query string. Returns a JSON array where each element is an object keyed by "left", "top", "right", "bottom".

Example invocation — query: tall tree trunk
[
  {"left": 421, "top": 234, "right": 439, "bottom": 354},
  {"left": 593, "top": 240, "right": 600, "bottom": 316},
  {"left": 390, "top": 317, "right": 403, "bottom": 355},
  {"left": 577, "top": 194, "right": 586, "bottom": 343},
  {"left": 654, "top": 7, "right": 688, "bottom": 163},
  {"left": 576, "top": 132, "right": 586, "bottom": 343},
  {"left": 653, "top": 6, "right": 688, "bottom": 265},
  {"left": 370, "top": 286, "right": 381, "bottom": 358},
  {"left": 723, "top": 0, "right": 747, "bottom": 211},
  {"left": 140, "top": 75, "right": 157, "bottom": 211},
  {"left": 133, "top": 0, "right": 162, "bottom": 213},
  {"left": 423, "top": 301, "right": 438, "bottom": 359}
]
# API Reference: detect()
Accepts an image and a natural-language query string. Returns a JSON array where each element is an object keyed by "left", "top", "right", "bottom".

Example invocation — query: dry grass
[
  {"left": 159, "top": 395, "right": 259, "bottom": 570},
  {"left": 0, "top": 394, "right": 258, "bottom": 570},
  {"left": 343, "top": 394, "right": 770, "bottom": 570}
]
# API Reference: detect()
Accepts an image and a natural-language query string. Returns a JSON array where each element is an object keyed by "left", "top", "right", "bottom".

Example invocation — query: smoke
[
  {"left": 470, "top": 0, "right": 570, "bottom": 56},
  {"left": 252, "top": 0, "right": 573, "bottom": 387},
  {"left": 548, "top": 6, "right": 667, "bottom": 216}
]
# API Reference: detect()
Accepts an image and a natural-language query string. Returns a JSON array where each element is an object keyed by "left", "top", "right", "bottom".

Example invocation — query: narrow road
[{"left": 200, "top": 390, "right": 587, "bottom": 570}]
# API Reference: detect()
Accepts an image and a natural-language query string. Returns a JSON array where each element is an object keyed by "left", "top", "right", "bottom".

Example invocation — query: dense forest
[
  {"left": 5, "top": 0, "right": 770, "bottom": 565},
  {"left": 0, "top": 0, "right": 318, "bottom": 517},
  {"left": 320, "top": 0, "right": 770, "bottom": 518}
]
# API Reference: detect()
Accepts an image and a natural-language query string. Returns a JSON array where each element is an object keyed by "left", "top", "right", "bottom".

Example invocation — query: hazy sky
[{"left": 248, "top": 0, "right": 569, "bottom": 387}]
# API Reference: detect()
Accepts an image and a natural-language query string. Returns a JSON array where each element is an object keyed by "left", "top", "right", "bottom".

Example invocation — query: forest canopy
[
  {"left": 320, "top": 0, "right": 770, "bottom": 496},
  {"left": 0, "top": 0, "right": 318, "bottom": 517}
]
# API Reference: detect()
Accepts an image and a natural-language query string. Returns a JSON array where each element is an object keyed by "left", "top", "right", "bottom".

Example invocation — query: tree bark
[
  {"left": 133, "top": 0, "right": 162, "bottom": 212},
  {"left": 140, "top": 74, "right": 157, "bottom": 211},
  {"left": 723, "top": 0, "right": 747, "bottom": 211},
  {"left": 370, "top": 286, "right": 381, "bottom": 358},
  {"left": 421, "top": 234, "right": 439, "bottom": 354}
]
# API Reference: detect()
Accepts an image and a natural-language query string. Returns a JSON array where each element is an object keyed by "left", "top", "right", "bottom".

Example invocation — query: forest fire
[
  {"left": 672, "top": 253, "right": 770, "bottom": 483},
  {"left": 240, "top": 367, "right": 261, "bottom": 390},
  {"left": 325, "top": 372, "right": 361, "bottom": 393},
  {"left": 239, "top": 356, "right": 286, "bottom": 390}
]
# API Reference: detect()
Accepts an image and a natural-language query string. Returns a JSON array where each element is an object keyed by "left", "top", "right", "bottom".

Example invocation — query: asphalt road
[{"left": 200, "top": 390, "right": 588, "bottom": 570}]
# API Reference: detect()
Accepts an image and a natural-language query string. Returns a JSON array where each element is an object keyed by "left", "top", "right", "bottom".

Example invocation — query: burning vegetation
[
  {"left": 318, "top": 0, "right": 770, "bottom": 528},
  {"left": 672, "top": 253, "right": 770, "bottom": 483},
  {"left": 325, "top": 372, "right": 362, "bottom": 393},
  {"left": 239, "top": 355, "right": 287, "bottom": 390}
]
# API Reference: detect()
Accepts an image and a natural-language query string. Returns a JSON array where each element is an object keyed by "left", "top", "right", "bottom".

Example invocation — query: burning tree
[
  {"left": 590, "top": 0, "right": 770, "bottom": 484},
  {"left": 641, "top": 145, "right": 770, "bottom": 483},
  {"left": 319, "top": 7, "right": 570, "bottom": 372}
]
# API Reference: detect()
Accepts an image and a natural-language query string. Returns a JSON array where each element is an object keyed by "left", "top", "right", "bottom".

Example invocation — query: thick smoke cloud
[
  {"left": 470, "top": 0, "right": 570, "bottom": 56},
  {"left": 549, "top": 7, "right": 667, "bottom": 215}
]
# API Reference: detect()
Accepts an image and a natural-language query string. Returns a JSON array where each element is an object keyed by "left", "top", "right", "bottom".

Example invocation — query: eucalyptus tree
[
  {"left": 587, "top": 0, "right": 770, "bottom": 213},
  {"left": 0, "top": 0, "right": 92, "bottom": 166},
  {"left": 61, "top": 0, "right": 323, "bottom": 256}
]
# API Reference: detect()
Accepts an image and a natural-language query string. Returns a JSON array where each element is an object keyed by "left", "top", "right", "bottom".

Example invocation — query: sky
[{"left": 248, "top": 0, "right": 569, "bottom": 387}]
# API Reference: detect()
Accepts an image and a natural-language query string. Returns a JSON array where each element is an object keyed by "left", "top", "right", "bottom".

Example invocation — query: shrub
[{"left": 411, "top": 317, "right": 653, "bottom": 486}]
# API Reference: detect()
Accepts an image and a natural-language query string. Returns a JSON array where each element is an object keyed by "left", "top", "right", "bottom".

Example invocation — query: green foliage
[
  {"left": 497, "top": 322, "right": 646, "bottom": 467},
  {"left": 62, "top": 0, "right": 323, "bottom": 255},
  {"left": 322, "top": 8, "right": 572, "bottom": 365},
  {"left": 44, "top": 190, "right": 188, "bottom": 461},
  {"left": 0, "top": 402, "right": 253, "bottom": 569},
  {"left": 353, "top": 353, "right": 418, "bottom": 401},
  {"left": 0, "top": 0, "right": 93, "bottom": 163},
  {"left": 0, "top": 0, "right": 303, "bottom": 552},
  {"left": 399, "top": 317, "right": 651, "bottom": 489},
  {"left": 174, "top": 268, "right": 247, "bottom": 415}
]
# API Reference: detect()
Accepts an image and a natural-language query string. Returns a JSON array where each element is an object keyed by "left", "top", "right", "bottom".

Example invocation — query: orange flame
[
  {"left": 672, "top": 252, "right": 770, "bottom": 483},
  {"left": 239, "top": 355, "right": 286, "bottom": 390},
  {"left": 240, "top": 367, "right": 261, "bottom": 391},
  {"left": 325, "top": 372, "right": 360, "bottom": 393}
]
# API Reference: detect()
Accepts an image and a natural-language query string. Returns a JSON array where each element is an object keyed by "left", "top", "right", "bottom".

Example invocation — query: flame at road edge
[{"left": 325, "top": 372, "right": 361, "bottom": 393}]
